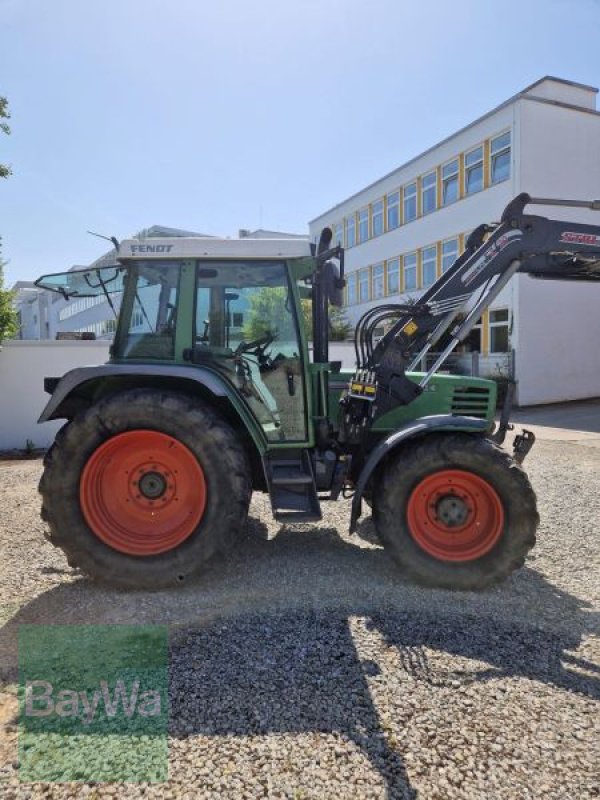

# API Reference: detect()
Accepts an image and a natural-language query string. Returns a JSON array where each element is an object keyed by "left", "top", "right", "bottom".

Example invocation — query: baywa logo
[
  {"left": 18, "top": 624, "right": 169, "bottom": 783},
  {"left": 25, "top": 677, "right": 162, "bottom": 725}
]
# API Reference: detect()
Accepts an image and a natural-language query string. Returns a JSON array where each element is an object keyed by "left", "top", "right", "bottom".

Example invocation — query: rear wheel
[
  {"left": 372, "top": 433, "right": 538, "bottom": 590},
  {"left": 39, "top": 389, "right": 251, "bottom": 589}
]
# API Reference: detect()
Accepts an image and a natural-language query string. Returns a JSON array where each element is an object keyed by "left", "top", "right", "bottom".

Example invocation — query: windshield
[{"left": 35, "top": 265, "right": 126, "bottom": 298}]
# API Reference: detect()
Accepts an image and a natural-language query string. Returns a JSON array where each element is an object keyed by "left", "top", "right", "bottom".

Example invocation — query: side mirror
[{"left": 324, "top": 260, "right": 344, "bottom": 307}]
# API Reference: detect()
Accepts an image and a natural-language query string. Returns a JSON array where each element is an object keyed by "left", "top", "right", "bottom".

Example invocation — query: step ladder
[{"left": 263, "top": 450, "right": 322, "bottom": 523}]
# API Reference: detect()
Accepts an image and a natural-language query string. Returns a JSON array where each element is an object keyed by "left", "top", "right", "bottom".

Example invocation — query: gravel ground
[{"left": 0, "top": 438, "right": 599, "bottom": 799}]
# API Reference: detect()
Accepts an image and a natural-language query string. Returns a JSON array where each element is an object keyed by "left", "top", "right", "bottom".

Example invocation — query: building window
[
  {"left": 464, "top": 320, "right": 482, "bottom": 352},
  {"left": 371, "top": 200, "right": 384, "bottom": 237},
  {"left": 387, "top": 191, "right": 400, "bottom": 230},
  {"left": 422, "top": 245, "right": 437, "bottom": 287},
  {"left": 386, "top": 257, "right": 400, "bottom": 295},
  {"left": 404, "top": 182, "right": 417, "bottom": 222},
  {"left": 489, "top": 307, "right": 510, "bottom": 352},
  {"left": 334, "top": 223, "right": 344, "bottom": 247},
  {"left": 59, "top": 294, "right": 105, "bottom": 321},
  {"left": 465, "top": 145, "right": 484, "bottom": 194},
  {"left": 442, "top": 238, "right": 458, "bottom": 272},
  {"left": 358, "top": 208, "right": 369, "bottom": 243},
  {"left": 421, "top": 171, "right": 437, "bottom": 215},
  {"left": 442, "top": 159, "right": 459, "bottom": 205},
  {"left": 358, "top": 268, "right": 370, "bottom": 302},
  {"left": 372, "top": 262, "right": 384, "bottom": 299},
  {"left": 404, "top": 252, "right": 417, "bottom": 291},
  {"left": 491, "top": 132, "right": 511, "bottom": 185},
  {"left": 346, "top": 272, "right": 357, "bottom": 305},
  {"left": 346, "top": 215, "right": 356, "bottom": 248}
]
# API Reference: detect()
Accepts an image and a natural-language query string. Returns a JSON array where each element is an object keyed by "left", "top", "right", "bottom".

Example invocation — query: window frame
[
  {"left": 346, "top": 215, "right": 356, "bottom": 248},
  {"left": 464, "top": 145, "right": 484, "bottom": 195},
  {"left": 358, "top": 267, "right": 370, "bottom": 303},
  {"left": 372, "top": 262, "right": 385, "bottom": 299},
  {"left": 386, "top": 257, "right": 400, "bottom": 295},
  {"left": 441, "top": 237, "right": 459, "bottom": 273},
  {"left": 346, "top": 271, "right": 358, "bottom": 305},
  {"left": 421, "top": 244, "right": 437, "bottom": 287},
  {"left": 490, "top": 131, "right": 511, "bottom": 185},
  {"left": 371, "top": 199, "right": 384, "bottom": 237},
  {"left": 403, "top": 252, "right": 417, "bottom": 291},
  {"left": 333, "top": 222, "right": 344, "bottom": 247},
  {"left": 421, "top": 171, "right": 437, "bottom": 215},
  {"left": 403, "top": 182, "right": 417, "bottom": 223},
  {"left": 386, "top": 191, "right": 400, "bottom": 231},
  {"left": 358, "top": 207, "right": 369, "bottom": 244},
  {"left": 489, "top": 306, "right": 511, "bottom": 353},
  {"left": 441, "top": 159, "right": 459, "bottom": 206}
]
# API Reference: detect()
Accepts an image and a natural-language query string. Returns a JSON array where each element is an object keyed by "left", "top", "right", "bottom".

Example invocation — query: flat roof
[{"left": 310, "top": 76, "right": 599, "bottom": 223}]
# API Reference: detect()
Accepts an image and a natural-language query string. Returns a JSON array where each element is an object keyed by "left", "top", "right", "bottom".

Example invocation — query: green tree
[
  {"left": 0, "top": 96, "right": 11, "bottom": 179},
  {"left": 0, "top": 255, "right": 18, "bottom": 343},
  {"left": 243, "top": 287, "right": 290, "bottom": 341},
  {"left": 300, "top": 299, "right": 353, "bottom": 341}
]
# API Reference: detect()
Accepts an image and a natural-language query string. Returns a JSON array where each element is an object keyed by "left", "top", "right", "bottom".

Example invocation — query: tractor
[{"left": 35, "top": 194, "right": 600, "bottom": 590}]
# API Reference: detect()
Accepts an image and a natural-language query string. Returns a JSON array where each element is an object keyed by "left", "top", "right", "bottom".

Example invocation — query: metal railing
[{"left": 415, "top": 350, "right": 515, "bottom": 380}]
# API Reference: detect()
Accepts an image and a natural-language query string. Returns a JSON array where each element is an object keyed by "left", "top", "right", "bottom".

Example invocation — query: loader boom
[{"left": 338, "top": 193, "right": 600, "bottom": 443}]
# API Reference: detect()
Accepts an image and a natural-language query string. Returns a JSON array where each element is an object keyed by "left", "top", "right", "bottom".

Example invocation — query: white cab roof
[{"left": 118, "top": 237, "right": 313, "bottom": 261}]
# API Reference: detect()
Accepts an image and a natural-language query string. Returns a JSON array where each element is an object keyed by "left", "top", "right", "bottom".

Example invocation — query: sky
[{"left": 1, "top": 0, "right": 600, "bottom": 286}]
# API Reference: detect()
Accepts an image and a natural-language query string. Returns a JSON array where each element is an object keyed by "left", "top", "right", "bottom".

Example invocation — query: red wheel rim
[
  {"left": 80, "top": 430, "right": 207, "bottom": 556},
  {"left": 406, "top": 469, "right": 504, "bottom": 562}
]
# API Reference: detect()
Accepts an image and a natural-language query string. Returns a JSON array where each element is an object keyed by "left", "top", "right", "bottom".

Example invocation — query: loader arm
[{"left": 339, "top": 193, "right": 600, "bottom": 443}]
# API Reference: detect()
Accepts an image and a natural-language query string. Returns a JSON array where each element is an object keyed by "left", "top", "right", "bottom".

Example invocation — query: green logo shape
[{"left": 18, "top": 624, "right": 168, "bottom": 783}]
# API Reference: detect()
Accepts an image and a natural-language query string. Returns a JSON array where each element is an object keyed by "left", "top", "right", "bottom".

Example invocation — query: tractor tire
[
  {"left": 39, "top": 389, "right": 251, "bottom": 590},
  {"left": 372, "top": 433, "right": 538, "bottom": 590}
]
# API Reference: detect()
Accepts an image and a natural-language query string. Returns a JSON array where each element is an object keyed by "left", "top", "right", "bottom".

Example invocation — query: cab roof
[{"left": 118, "top": 236, "right": 313, "bottom": 261}]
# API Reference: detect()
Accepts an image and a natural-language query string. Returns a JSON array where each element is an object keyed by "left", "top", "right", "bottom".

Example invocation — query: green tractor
[{"left": 35, "top": 194, "right": 600, "bottom": 590}]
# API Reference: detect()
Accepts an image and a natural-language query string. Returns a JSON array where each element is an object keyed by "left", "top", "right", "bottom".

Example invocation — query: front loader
[{"left": 35, "top": 193, "right": 600, "bottom": 590}]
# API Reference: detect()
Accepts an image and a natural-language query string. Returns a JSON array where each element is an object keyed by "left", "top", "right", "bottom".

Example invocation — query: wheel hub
[
  {"left": 138, "top": 470, "right": 168, "bottom": 500},
  {"left": 435, "top": 494, "right": 470, "bottom": 527}
]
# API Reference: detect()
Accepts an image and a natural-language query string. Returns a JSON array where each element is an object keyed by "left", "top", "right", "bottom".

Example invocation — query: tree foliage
[
  {"left": 0, "top": 96, "right": 11, "bottom": 179},
  {"left": 0, "top": 97, "right": 17, "bottom": 341},
  {"left": 301, "top": 298, "right": 353, "bottom": 341},
  {"left": 243, "top": 287, "right": 291, "bottom": 341},
  {"left": 244, "top": 287, "right": 354, "bottom": 344},
  {"left": 0, "top": 255, "right": 18, "bottom": 343}
]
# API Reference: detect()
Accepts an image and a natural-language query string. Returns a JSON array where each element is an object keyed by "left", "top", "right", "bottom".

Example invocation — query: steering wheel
[{"left": 234, "top": 331, "right": 274, "bottom": 358}]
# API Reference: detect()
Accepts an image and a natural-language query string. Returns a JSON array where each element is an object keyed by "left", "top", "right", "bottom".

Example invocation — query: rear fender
[
  {"left": 350, "top": 415, "right": 490, "bottom": 531},
  {"left": 38, "top": 363, "right": 268, "bottom": 455}
]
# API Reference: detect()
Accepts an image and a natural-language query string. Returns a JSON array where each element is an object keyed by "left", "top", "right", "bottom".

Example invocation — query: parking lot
[{"left": 0, "top": 403, "right": 598, "bottom": 799}]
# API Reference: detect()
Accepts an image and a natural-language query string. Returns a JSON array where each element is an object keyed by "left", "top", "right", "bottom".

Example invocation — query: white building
[
  {"left": 309, "top": 76, "right": 600, "bottom": 405},
  {"left": 12, "top": 281, "right": 53, "bottom": 340}
]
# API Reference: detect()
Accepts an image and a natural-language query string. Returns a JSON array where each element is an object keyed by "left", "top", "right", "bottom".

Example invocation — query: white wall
[
  {"left": 516, "top": 276, "right": 600, "bottom": 405},
  {"left": 0, "top": 341, "right": 110, "bottom": 450},
  {"left": 515, "top": 98, "right": 600, "bottom": 404}
]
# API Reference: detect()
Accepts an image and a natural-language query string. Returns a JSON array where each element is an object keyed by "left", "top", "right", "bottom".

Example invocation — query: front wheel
[
  {"left": 39, "top": 389, "right": 251, "bottom": 589},
  {"left": 372, "top": 433, "right": 539, "bottom": 590}
]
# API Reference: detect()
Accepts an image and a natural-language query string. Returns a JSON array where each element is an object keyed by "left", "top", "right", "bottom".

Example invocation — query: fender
[
  {"left": 349, "top": 414, "right": 490, "bottom": 531},
  {"left": 38, "top": 362, "right": 268, "bottom": 453}
]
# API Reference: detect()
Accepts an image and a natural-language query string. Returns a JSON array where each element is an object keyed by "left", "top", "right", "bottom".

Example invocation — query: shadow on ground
[{"left": 2, "top": 520, "right": 598, "bottom": 798}]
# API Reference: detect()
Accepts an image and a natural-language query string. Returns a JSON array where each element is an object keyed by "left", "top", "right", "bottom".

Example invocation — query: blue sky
[{"left": 1, "top": 0, "right": 600, "bottom": 285}]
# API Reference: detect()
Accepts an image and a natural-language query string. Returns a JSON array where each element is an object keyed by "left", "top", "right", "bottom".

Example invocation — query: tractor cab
[{"left": 36, "top": 237, "right": 320, "bottom": 444}]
